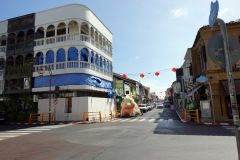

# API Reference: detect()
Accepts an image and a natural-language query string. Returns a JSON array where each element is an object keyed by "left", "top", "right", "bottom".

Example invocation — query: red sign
[{"left": 53, "top": 98, "right": 58, "bottom": 105}]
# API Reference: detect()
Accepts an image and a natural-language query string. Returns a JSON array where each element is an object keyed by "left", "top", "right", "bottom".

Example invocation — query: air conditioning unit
[{"left": 33, "top": 95, "right": 39, "bottom": 102}]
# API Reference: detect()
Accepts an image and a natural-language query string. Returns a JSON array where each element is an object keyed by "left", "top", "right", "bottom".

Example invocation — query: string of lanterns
[{"left": 121, "top": 67, "right": 178, "bottom": 79}]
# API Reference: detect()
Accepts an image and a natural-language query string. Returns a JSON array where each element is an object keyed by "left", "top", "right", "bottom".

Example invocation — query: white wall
[
  {"left": 0, "top": 20, "right": 7, "bottom": 34},
  {"left": 35, "top": 4, "right": 112, "bottom": 41},
  {"left": 38, "top": 97, "right": 115, "bottom": 122}
]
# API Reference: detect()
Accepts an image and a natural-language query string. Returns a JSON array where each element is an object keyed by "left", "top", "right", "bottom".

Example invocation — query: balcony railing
[
  {"left": 0, "top": 46, "right": 6, "bottom": 52},
  {"left": 33, "top": 61, "right": 113, "bottom": 78},
  {"left": 35, "top": 33, "right": 112, "bottom": 57}
]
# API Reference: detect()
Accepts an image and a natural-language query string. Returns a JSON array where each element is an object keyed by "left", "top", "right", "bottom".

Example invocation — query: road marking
[
  {"left": 111, "top": 119, "right": 120, "bottom": 122},
  {"left": 121, "top": 119, "right": 130, "bottom": 122},
  {"left": 139, "top": 119, "right": 146, "bottom": 122},
  {"left": 19, "top": 128, "right": 50, "bottom": 131},
  {"left": 0, "top": 133, "right": 31, "bottom": 135},
  {"left": 129, "top": 119, "right": 137, "bottom": 122},
  {"left": 149, "top": 119, "right": 155, "bottom": 122},
  {"left": 7, "top": 130, "right": 42, "bottom": 133},
  {"left": 0, "top": 135, "right": 20, "bottom": 138}
]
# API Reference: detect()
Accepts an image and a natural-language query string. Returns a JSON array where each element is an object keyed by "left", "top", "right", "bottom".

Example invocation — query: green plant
[{"left": 18, "top": 111, "right": 31, "bottom": 122}]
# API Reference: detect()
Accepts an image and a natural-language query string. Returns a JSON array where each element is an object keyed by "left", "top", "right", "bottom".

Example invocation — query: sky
[{"left": 1, "top": 0, "right": 240, "bottom": 98}]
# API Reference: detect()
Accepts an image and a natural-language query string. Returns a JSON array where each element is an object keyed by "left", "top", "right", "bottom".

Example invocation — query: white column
[
  {"left": 66, "top": 26, "right": 68, "bottom": 40},
  {"left": 55, "top": 29, "right": 57, "bottom": 43},
  {"left": 44, "top": 28, "right": 46, "bottom": 45}
]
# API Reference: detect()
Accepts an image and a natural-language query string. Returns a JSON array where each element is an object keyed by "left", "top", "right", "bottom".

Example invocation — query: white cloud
[
  {"left": 171, "top": 8, "right": 188, "bottom": 18},
  {"left": 218, "top": 8, "right": 229, "bottom": 18}
]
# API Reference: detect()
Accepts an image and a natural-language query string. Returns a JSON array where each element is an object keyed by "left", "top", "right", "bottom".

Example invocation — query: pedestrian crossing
[
  {"left": 111, "top": 118, "right": 174, "bottom": 123},
  {"left": 0, "top": 124, "right": 72, "bottom": 141}
]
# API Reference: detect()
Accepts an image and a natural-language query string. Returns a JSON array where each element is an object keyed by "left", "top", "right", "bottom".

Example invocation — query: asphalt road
[{"left": 0, "top": 107, "right": 237, "bottom": 160}]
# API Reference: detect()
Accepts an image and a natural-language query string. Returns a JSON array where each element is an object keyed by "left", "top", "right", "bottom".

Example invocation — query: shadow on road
[{"left": 153, "top": 108, "right": 235, "bottom": 137}]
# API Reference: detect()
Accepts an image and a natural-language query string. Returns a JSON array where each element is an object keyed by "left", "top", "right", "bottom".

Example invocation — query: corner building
[
  {"left": 33, "top": 4, "right": 114, "bottom": 121},
  {"left": 1, "top": 4, "right": 115, "bottom": 121}
]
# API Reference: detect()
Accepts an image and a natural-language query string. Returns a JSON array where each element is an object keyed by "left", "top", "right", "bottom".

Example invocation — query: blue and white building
[{"left": 0, "top": 4, "right": 115, "bottom": 121}]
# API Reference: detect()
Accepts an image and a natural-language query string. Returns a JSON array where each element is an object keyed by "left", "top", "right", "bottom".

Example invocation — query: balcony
[
  {"left": 0, "top": 46, "right": 6, "bottom": 52},
  {"left": 33, "top": 61, "right": 113, "bottom": 79},
  {"left": 35, "top": 33, "right": 112, "bottom": 57}
]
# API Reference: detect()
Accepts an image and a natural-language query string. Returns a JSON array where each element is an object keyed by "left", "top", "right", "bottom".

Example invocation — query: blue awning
[{"left": 187, "top": 84, "right": 203, "bottom": 97}]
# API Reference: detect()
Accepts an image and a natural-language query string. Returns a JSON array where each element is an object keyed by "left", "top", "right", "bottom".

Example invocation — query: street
[{"left": 0, "top": 107, "right": 237, "bottom": 160}]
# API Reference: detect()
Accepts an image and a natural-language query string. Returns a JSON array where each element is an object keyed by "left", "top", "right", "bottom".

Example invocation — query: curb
[
  {"left": 175, "top": 109, "right": 234, "bottom": 126},
  {"left": 9, "top": 117, "right": 120, "bottom": 125}
]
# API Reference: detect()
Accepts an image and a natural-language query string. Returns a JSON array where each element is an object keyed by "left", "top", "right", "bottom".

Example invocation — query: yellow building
[{"left": 191, "top": 20, "right": 240, "bottom": 122}]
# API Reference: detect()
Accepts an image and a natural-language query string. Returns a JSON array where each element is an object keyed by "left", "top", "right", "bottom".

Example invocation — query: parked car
[
  {"left": 138, "top": 104, "right": 148, "bottom": 113},
  {"left": 156, "top": 103, "right": 164, "bottom": 108},
  {"left": 164, "top": 101, "right": 171, "bottom": 108},
  {"left": 146, "top": 104, "right": 152, "bottom": 111},
  {"left": 0, "top": 110, "right": 9, "bottom": 124}
]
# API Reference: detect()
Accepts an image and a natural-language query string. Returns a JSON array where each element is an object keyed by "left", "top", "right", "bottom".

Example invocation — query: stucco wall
[
  {"left": 0, "top": 20, "right": 8, "bottom": 34},
  {"left": 35, "top": 4, "right": 112, "bottom": 41},
  {"left": 38, "top": 97, "right": 115, "bottom": 122}
]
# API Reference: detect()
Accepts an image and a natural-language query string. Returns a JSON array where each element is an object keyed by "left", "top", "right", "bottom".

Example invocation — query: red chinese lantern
[
  {"left": 123, "top": 74, "right": 127, "bottom": 78},
  {"left": 154, "top": 92, "right": 155, "bottom": 94},
  {"left": 172, "top": 68, "right": 177, "bottom": 72},
  {"left": 140, "top": 74, "right": 144, "bottom": 78},
  {"left": 155, "top": 72, "right": 159, "bottom": 76},
  {"left": 160, "top": 92, "right": 162, "bottom": 94}
]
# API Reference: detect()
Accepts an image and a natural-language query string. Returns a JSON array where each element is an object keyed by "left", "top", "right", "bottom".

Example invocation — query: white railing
[
  {"left": 56, "top": 35, "right": 66, "bottom": 42},
  {"left": 34, "top": 61, "right": 113, "bottom": 78},
  {"left": 0, "top": 46, "right": 6, "bottom": 52},
  {"left": 46, "top": 37, "right": 55, "bottom": 44},
  {"left": 35, "top": 39, "right": 44, "bottom": 46},
  {"left": 34, "top": 33, "right": 112, "bottom": 57}
]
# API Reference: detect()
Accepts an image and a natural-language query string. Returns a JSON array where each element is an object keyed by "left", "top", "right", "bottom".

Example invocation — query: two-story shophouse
[{"left": 191, "top": 20, "right": 240, "bottom": 122}]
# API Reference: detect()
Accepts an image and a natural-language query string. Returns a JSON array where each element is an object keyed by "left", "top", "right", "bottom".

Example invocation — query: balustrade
[
  {"left": 34, "top": 33, "right": 112, "bottom": 57},
  {"left": 34, "top": 61, "right": 112, "bottom": 78}
]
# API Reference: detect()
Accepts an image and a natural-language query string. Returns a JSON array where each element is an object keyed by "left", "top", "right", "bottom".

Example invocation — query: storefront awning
[
  {"left": 221, "top": 80, "right": 240, "bottom": 95},
  {"left": 187, "top": 84, "right": 203, "bottom": 97}
]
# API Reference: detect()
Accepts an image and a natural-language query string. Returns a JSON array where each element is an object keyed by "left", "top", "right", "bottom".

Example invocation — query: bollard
[
  {"left": 83, "top": 112, "right": 85, "bottom": 123},
  {"left": 99, "top": 111, "right": 102, "bottom": 122},
  {"left": 185, "top": 110, "right": 187, "bottom": 122},
  {"left": 51, "top": 113, "right": 54, "bottom": 123},
  {"left": 41, "top": 113, "right": 44, "bottom": 123},
  {"left": 29, "top": 113, "right": 32, "bottom": 123},
  {"left": 111, "top": 111, "right": 113, "bottom": 119},
  {"left": 196, "top": 109, "right": 199, "bottom": 123}
]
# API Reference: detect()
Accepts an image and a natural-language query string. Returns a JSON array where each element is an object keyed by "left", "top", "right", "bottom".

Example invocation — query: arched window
[
  {"left": 100, "top": 56, "right": 102, "bottom": 68},
  {"left": 110, "top": 62, "right": 112, "bottom": 72},
  {"left": 68, "top": 47, "right": 78, "bottom": 61},
  {"left": 45, "top": 50, "right": 54, "bottom": 64},
  {"left": 81, "top": 22, "right": 89, "bottom": 35},
  {"left": 36, "top": 27, "right": 44, "bottom": 39},
  {"left": 46, "top": 25, "right": 55, "bottom": 38},
  {"left": 103, "top": 59, "right": 106, "bottom": 70},
  {"left": 25, "top": 54, "right": 33, "bottom": 64},
  {"left": 6, "top": 56, "right": 14, "bottom": 66},
  {"left": 0, "top": 35, "right": 6, "bottom": 46},
  {"left": 0, "top": 58, "right": 5, "bottom": 69},
  {"left": 68, "top": 21, "right": 78, "bottom": 34},
  {"left": 56, "top": 48, "right": 66, "bottom": 62},
  {"left": 81, "top": 48, "right": 88, "bottom": 62},
  {"left": 91, "top": 51, "right": 94, "bottom": 64},
  {"left": 16, "top": 55, "right": 23, "bottom": 66},
  {"left": 26, "top": 29, "right": 34, "bottom": 41},
  {"left": 17, "top": 31, "right": 24, "bottom": 43},
  {"left": 8, "top": 33, "right": 16, "bottom": 45},
  {"left": 95, "top": 54, "right": 99, "bottom": 66},
  {"left": 57, "top": 23, "right": 66, "bottom": 36},
  {"left": 36, "top": 52, "right": 43, "bottom": 65},
  {"left": 107, "top": 61, "right": 109, "bottom": 71}
]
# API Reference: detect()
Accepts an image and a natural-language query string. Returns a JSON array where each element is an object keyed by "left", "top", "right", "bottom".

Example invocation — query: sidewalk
[{"left": 174, "top": 106, "right": 234, "bottom": 126}]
